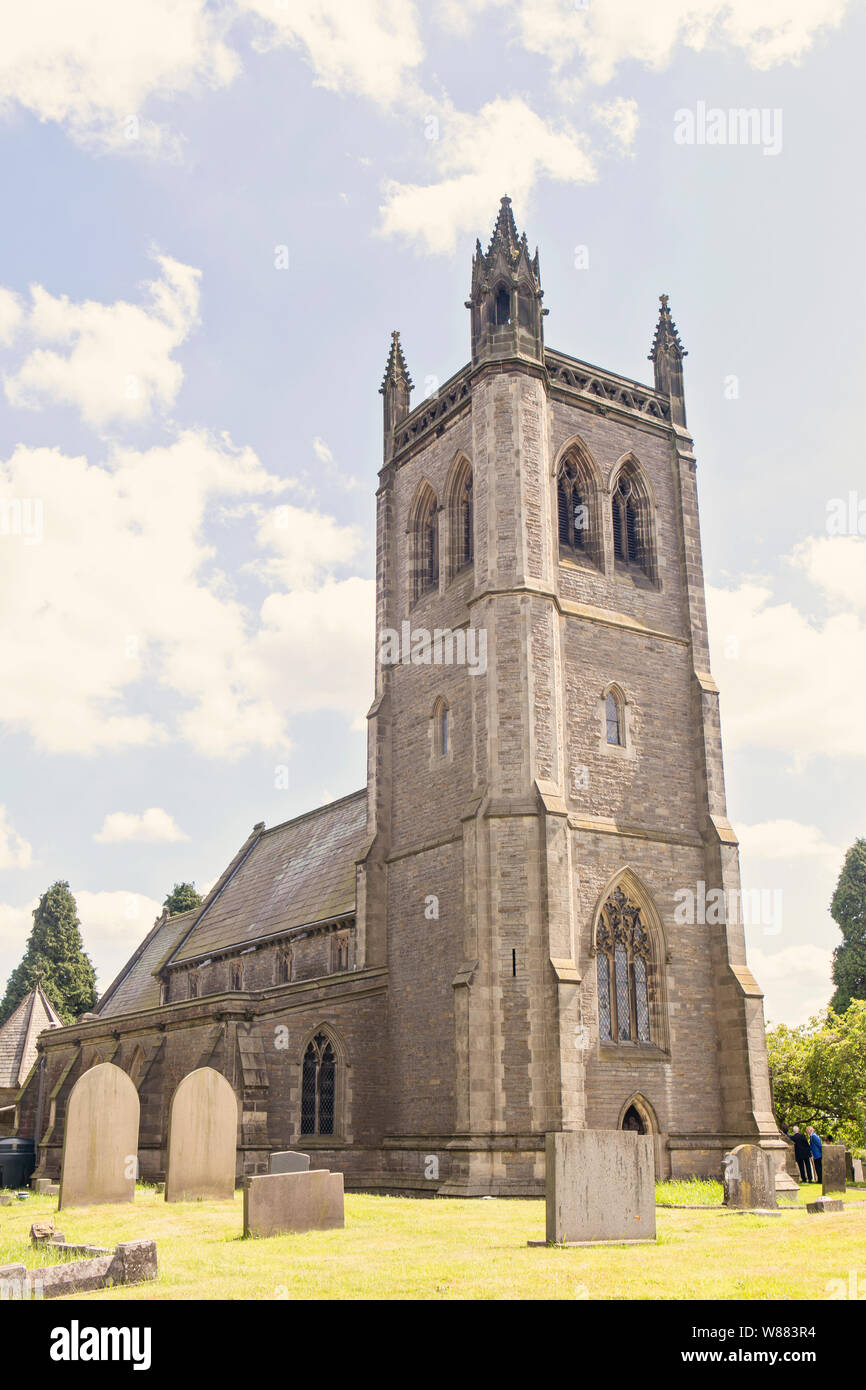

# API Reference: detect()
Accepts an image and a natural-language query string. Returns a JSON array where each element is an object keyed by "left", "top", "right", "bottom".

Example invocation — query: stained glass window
[
  {"left": 301, "top": 1032, "right": 337, "bottom": 1136},
  {"left": 605, "top": 691, "right": 623, "bottom": 745},
  {"left": 595, "top": 886, "right": 655, "bottom": 1046},
  {"left": 597, "top": 952, "right": 612, "bottom": 1041}
]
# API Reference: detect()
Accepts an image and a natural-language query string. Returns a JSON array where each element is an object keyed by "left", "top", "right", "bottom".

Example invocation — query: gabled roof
[
  {"left": 96, "top": 908, "right": 198, "bottom": 1019},
  {"left": 167, "top": 789, "right": 368, "bottom": 967},
  {"left": 0, "top": 985, "right": 63, "bottom": 1089}
]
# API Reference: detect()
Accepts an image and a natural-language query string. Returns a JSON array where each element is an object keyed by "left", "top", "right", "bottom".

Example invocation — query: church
[{"left": 15, "top": 197, "right": 785, "bottom": 1195}]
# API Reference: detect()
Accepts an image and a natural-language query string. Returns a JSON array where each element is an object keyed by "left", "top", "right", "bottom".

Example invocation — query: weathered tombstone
[
  {"left": 243, "top": 1169, "right": 344, "bottom": 1237},
  {"left": 821, "top": 1144, "right": 847, "bottom": 1196},
  {"left": 807, "top": 1197, "right": 844, "bottom": 1214},
  {"left": 853, "top": 1158, "right": 865, "bottom": 1184},
  {"left": 59, "top": 1063, "right": 139, "bottom": 1210},
  {"left": 845, "top": 1151, "right": 855, "bottom": 1183},
  {"left": 723, "top": 1144, "right": 778, "bottom": 1210},
  {"left": 269, "top": 1151, "right": 311, "bottom": 1175},
  {"left": 164, "top": 1067, "right": 238, "bottom": 1203},
  {"left": 539, "top": 1131, "right": 655, "bottom": 1246}
]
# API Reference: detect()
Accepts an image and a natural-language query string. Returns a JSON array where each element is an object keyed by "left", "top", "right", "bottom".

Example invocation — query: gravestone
[
  {"left": 540, "top": 1131, "right": 655, "bottom": 1246},
  {"left": 845, "top": 1151, "right": 855, "bottom": 1183},
  {"left": 821, "top": 1144, "right": 847, "bottom": 1196},
  {"left": 269, "top": 1151, "right": 311, "bottom": 1175},
  {"left": 165, "top": 1067, "right": 238, "bottom": 1203},
  {"left": 853, "top": 1159, "right": 864, "bottom": 1184},
  {"left": 723, "top": 1144, "right": 778, "bottom": 1210},
  {"left": 243, "top": 1169, "right": 344, "bottom": 1238},
  {"left": 807, "top": 1197, "right": 844, "bottom": 1214},
  {"left": 59, "top": 1063, "right": 139, "bottom": 1210}
]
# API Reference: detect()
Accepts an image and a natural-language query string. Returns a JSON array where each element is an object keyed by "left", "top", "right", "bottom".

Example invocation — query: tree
[
  {"left": 162, "top": 882, "right": 203, "bottom": 916},
  {"left": 0, "top": 881, "right": 97, "bottom": 1026},
  {"left": 767, "top": 1001, "right": 866, "bottom": 1151},
  {"left": 830, "top": 838, "right": 866, "bottom": 1013}
]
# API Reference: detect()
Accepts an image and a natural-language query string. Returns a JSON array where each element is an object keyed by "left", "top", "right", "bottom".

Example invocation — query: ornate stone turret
[
  {"left": 379, "top": 330, "right": 413, "bottom": 461},
  {"left": 466, "top": 195, "right": 546, "bottom": 365},
  {"left": 649, "top": 293, "right": 688, "bottom": 427}
]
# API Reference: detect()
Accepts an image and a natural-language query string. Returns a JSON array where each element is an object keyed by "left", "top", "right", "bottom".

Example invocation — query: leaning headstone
[
  {"left": 269, "top": 1151, "right": 311, "bottom": 1175},
  {"left": 853, "top": 1158, "right": 864, "bottom": 1184},
  {"left": 539, "top": 1131, "right": 655, "bottom": 1246},
  {"left": 807, "top": 1197, "right": 844, "bottom": 1214},
  {"left": 822, "top": 1144, "right": 847, "bottom": 1196},
  {"left": 59, "top": 1063, "right": 139, "bottom": 1210},
  {"left": 723, "top": 1144, "right": 778, "bottom": 1210},
  {"left": 845, "top": 1151, "right": 855, "bottom": 1183},
  {"left": 165, "top": 1067, "right": 238, "bottom": 1203},
  {"left": 243, "top": 1170, "right": 344, "bottom": 1237}
]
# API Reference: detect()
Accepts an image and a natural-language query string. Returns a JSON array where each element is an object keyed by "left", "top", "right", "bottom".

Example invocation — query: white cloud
[
  {"left": 241, "top": 0, "right": 424, "bottom": 108},
  {"left": 379, "top": 96, "right": 596, "bottom": 254},
  {"left": 735, "top": 820, "right": 843, "bottom": 868},
  {"left": 94, "top": 808, "right": 190, "bottom": 844},
  {"left": 0, "top": 427, "right": 374, "bottom": 758},
  {"left": 3, "top": 253, "right": 200, "bottom": 431},
  {"left": 747, "top": 943, "right": 834, "bottom": 1027},
  {"left": 0, "top": 0, "right": 239, "bottom": 153},
  {"left": 312, "top": 437, "right": 334, "bottom": 465},
  {"left": 592, "top": 97, "right": 640, "bottom": 152},
  {"left": 0, "top": 287, "right": 22, "bottom": 347},
  {"left": 510, "top": 0, "right": 849, "bottom": 83},
  {"left": 707, "top": 570, "right": 866, "bottom": 763},
  {"left": 0, "top": 807, "right": 32, "bottom": 870},
  {"left": 791, "top": 535, "right": 866, "bottom": 611}
]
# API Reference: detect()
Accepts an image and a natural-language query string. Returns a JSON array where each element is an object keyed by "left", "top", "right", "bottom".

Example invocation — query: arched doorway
[{"left": 622, "top": 1104, "right": 646, "bottom": 1134}]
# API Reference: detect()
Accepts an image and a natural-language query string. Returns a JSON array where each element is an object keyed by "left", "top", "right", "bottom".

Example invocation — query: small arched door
[{"left": 622, "top": 1104, "right": 646, "bottom": 1134}]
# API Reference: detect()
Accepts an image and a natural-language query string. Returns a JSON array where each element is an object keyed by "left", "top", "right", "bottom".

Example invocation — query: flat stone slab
[
  {"left": 807, "top": 1197, "right": 844, "bottom": 1214},
  {"left": 0, "top": 1239, "right": 156, "bottom": 1299},
  {"left": 243, "top": 1169, "right": 344, "bottom": 1238},
  {"left": 822, "top": 1144, "right": 847, "bottom": 1196},
  {"left": 269, "top": 1151, "right": 311, "bottom": 1175},
  {"left": 529, "top": 1237, "right": 657, "bottom": 1248},
  {"left": 543, "top": 1131, "right": 656, "bottom": 1245},
  {"left": 33, "top": 1180, "right": 59, "bottom": 1196}
]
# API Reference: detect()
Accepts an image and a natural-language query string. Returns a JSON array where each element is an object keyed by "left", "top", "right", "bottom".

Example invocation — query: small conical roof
[{"left": 0, "top": 984, "right": 63, "bottom": 1089}]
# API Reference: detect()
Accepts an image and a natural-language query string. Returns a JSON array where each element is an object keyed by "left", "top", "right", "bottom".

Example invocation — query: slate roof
[
  {"left": 0, "top": 985, "right": 63, "bottom": 1090},
  {"left": 96, "top": 909, "right": 198, "bottom": 1019},
  {"left": 168, "top": 789, "right": 368, "bottom": 966}
]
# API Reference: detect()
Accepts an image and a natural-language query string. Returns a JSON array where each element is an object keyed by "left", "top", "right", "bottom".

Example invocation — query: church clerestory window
[
  {"left": 605, "top": 690, "right": 624, "bottom": 746},
  {"left": 301, "top": 1032, "right": 336, "bottom": 1136},
  {"left": 596, "top": 887, "right": 653, "bottom": 1045}
]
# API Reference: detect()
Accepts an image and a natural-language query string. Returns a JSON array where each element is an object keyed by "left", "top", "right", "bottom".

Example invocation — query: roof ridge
[{"left": 260, "top": 787, "right": 366, "bottom": 838}]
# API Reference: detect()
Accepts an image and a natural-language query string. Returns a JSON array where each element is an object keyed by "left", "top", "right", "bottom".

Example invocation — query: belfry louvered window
[
  {"left": 301, "top": 1032, "right": 336, "bottom": 1136},
  {"left": 596, "top": 887, "right": 652, "bottom": 1045},
  {"left": 556, "top": 450, "right": 601, "bottom": 568}
]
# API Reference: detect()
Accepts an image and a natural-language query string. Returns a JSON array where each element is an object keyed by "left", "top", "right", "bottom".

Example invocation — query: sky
[{"left": 0, "top": 0, "right": 864, "bottom": 1026}]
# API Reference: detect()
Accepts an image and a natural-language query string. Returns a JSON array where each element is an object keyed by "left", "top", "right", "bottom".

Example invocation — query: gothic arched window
[
  {"left": 276, "top": 947, "right": 292, "bottom": 985},
  {"left": 557, "top": 448, "right": 602, "bottom": 569},
  {"left": 596, "top": 887, "right": 653, "bottom": 1045},
  {"left": 301, "top": 1032, "right": 336, "bottom": 1136},
  {"left": 446, "top": 457, "right": 473, "bottom": 577},
  {"left": 411, "top": 484, "right": 439, "bottom": 601},
  {"left": 611, "top": 459, "right": 655, "bottom": 581},
  {"left": 433, "top": 696, "right": 450, "bottom": 757},
  {"left": 230, "top": 959, "right": 243, "bottom": 991},
  {"left": 494, "top": 284, "right": 511, "bottom": 325},
  {"left": 605, "top": 689, "right": 624, "bottom": 746}
]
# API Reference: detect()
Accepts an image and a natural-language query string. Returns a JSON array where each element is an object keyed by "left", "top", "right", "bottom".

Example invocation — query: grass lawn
[{"left": 2, "top": 1182, "right": 866, "bottom": 1300}]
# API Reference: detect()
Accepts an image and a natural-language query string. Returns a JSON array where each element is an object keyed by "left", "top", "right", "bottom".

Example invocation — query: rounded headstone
[
  {"left": 59, "top": 1063, "right": 140, "bottom": 1210},
  {"left": 165, "top": 1067, "right": 238, "bottom": 1203}
]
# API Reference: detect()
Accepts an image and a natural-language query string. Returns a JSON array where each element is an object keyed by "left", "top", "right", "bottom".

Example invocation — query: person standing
[
  {"left": 807, "top": 1126, "right": 823, "bottom": 1183},
  {"left": 791, "top": 1126, "right": 813, "bottom": 1183}
]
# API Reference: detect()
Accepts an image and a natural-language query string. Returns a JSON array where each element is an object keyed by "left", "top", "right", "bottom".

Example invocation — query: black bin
[{"left": 0, "top": 1137, "right": 36, "bottom": 1189}]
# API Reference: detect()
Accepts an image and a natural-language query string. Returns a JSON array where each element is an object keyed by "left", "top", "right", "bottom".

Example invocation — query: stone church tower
[
  {"left": 369, "top": 196, "right": 781, "bottom": 1193},
  {"left": 15, "top": 197, "right": 783, "bottom": 1196}
]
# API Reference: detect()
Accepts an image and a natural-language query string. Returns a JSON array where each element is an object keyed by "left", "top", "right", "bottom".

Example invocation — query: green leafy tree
[
  {"left": 830, "top": 838, "right": 866, "bottom": 1013},
  {"left": 767, "top": 1001, "right": 866, "bottom": 1152},
  {"left": 162, "top": 882, "right": 203, "bottom": 916},
  {"left": 0, "top": 881, "right": 97, "bottom": 1026}
]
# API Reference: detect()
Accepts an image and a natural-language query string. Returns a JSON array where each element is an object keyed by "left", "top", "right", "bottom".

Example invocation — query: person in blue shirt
[{"left": 807, "top": 1126, "right": 822, "bottom": 1183}]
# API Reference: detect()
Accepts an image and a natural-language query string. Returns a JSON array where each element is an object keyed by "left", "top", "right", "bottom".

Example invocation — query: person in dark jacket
[
  {"left": 791, "top": 1125, "right": 813, "bottom": 1182},
  {"left": 807, "top": 1126, "right": 823, "bottom": 1183}
]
